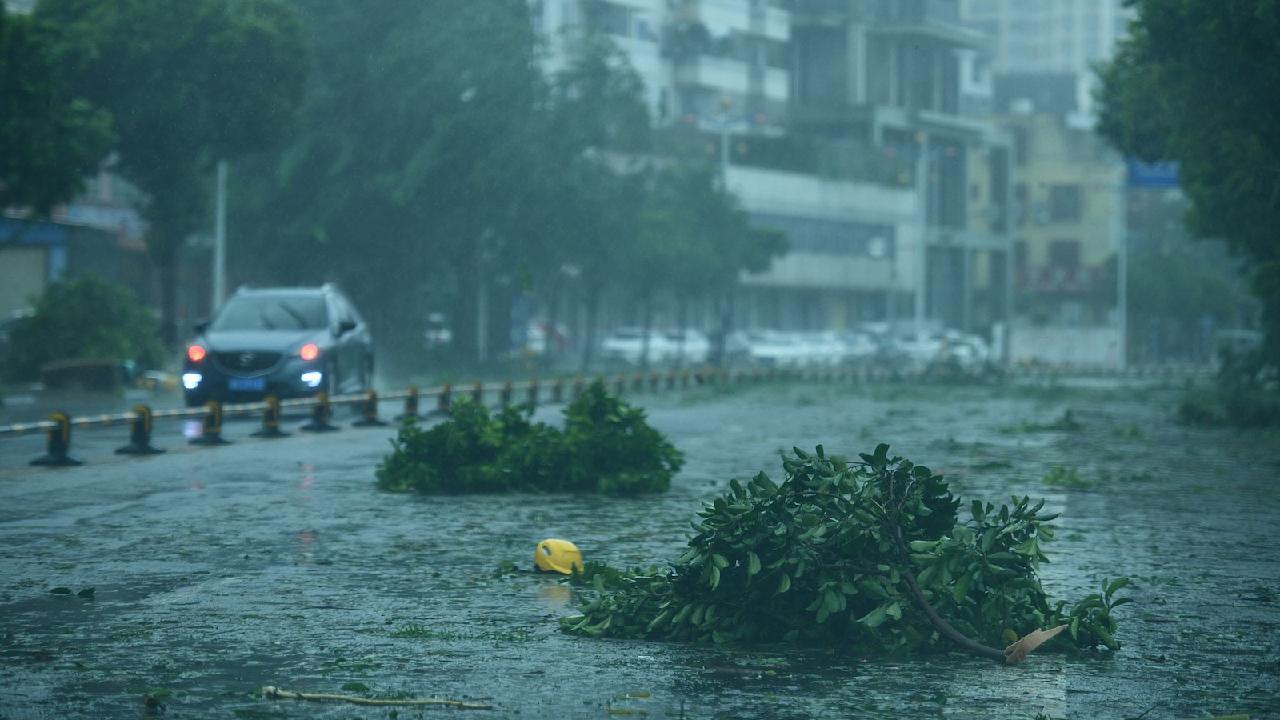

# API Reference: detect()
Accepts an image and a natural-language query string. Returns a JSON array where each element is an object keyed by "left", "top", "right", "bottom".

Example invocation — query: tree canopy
[
  {"left": 1096, "top": 0, "right": 1280, "bottom": 362},
  {"left": 0, "top": 3, "right": 111, "bottom": 215},
  {"left": 36, "top": 0, "right": 309, "bottom": 343}
]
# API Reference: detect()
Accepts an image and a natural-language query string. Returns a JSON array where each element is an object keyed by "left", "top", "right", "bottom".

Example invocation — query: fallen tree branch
[
  {"left": 261, "top": 685, "right": 492, "bottom": 710},
  {"left": 892, "top": 527, "right": 1062, "bottom": 665}
]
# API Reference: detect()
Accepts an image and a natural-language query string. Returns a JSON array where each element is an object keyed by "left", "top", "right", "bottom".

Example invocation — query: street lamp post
[{"left": 212, "top": 160, "right": 228, "bottom": 313}]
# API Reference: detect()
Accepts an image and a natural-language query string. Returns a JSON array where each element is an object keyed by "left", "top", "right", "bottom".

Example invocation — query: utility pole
[
  {"left": 212, "top": 160, "right": 228, "bottom": 313},
  {"left": 1115, "top": 175, "right": 1129, "bottom": 369},
  {"left": 914, "top": 133, "right": 929, "bottom": 344}
]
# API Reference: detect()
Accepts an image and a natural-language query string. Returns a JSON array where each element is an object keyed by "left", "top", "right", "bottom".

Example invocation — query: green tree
[
  {"left": 36, "top": 0, "right": 308, "bottom": 345},
  {"left": 0, "top": 2, "right": 111, "bottom": 214},
  {"left": 543, "top": 31, "right": 652, "bottom": 370},
  {"left": 2, "top": 274, "right": 163, "bottom": 381},
  {"left": 1096, "top": 0, "right": 1280, "bottom": 362},
  {"left": 232, "top": 0, "right": 547, "bottom": 365},
  {"left": 629, "top": 162, "right": 785, "bottom": 366}
]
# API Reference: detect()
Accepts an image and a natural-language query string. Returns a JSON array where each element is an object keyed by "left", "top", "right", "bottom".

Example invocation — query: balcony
[
  {"left": 675, "top": 55, "right": 751, "bottom": 95},
  {"left": 867, "top": 0, "right": 984, "bottom": 47},
  {"left": 681, "top": 0, "right": 789, "bottom": 40}
]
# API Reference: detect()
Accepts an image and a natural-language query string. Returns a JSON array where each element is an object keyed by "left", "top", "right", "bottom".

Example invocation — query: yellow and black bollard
[
  {"left": 398, "top": 385, "right": 422, "bottom": 420},
  {"left": 251, "top": 395, "right": 290, "bottom": 438},
  {"left": 353, "top": 390, "right": 388, "bottom": 427},
  {"left": 31, "top": 411, "right": 83, "bottom": 466},
  {"left": 115, "top": 404, "right": 165, "bottom": 455},
  {"left": 190, "top": 401, "right": 232, "bottom": 446},
  {"left": 300, "top": 392, "right": 339, "bottom": 432}
]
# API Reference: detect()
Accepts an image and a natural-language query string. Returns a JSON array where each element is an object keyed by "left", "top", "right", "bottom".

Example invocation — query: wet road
[{"left": 1, "top": 381, "right": 1278, "bottom": 719}]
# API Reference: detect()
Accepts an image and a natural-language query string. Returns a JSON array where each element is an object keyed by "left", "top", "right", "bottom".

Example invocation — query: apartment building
[{"left": 537, "top": 0, "right": 1012, "bottom": 339}]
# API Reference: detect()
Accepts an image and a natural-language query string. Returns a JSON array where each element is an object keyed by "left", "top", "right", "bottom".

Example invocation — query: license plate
[{"left": 228, "top": 376, "right": 266, "bottom": 392}]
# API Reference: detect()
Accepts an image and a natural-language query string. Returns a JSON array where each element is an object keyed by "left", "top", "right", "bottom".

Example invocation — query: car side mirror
[
  {"left": 193, "top": 320, "right": 209, "bottom": 334},
  {"left": 336, "top": 319, "right": 357, "bottom": 336}
]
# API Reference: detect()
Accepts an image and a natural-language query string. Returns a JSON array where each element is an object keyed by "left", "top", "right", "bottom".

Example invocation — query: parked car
[
  {"left": 600, "top": 327, "right": 648, "bottom": 365},
  {"left": 663, "top": 328, "right": 710, "bottom": 365},
  {"left": 424, "top": 312, "right": 452, "bottom": 349},
  {"left": 599, "top": 327, "right": 710, "bottom": 366},
  {"left": 0, "top": 308, "right": 33, "bottom": 360},
  {"left": 181, "top": 285, "right": 374, "bottom": 407}
]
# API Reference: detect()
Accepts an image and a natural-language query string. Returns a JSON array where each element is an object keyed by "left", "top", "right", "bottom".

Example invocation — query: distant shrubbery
[
  {"left": 1179, "top": 350, "right": 1280, "bottom": 427},
  {"left": 1, "top": 275, "right": 162, "bottom": 382},
  {"left": 376, "top": 381, "right": 683, "bottom": 495}
]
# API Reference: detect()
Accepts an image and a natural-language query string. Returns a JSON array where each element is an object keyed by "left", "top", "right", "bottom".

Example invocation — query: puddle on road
[{"left": 1, "top": 381, "right": 1278, "bottom": 718}]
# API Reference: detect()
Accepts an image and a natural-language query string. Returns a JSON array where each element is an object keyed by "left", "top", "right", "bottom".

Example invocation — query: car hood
[{"left": 202, "top": 329, "right": 323, "bottom": 353}]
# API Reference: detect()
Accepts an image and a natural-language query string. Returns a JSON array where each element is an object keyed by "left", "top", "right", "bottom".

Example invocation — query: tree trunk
[
  {"left": 543, "top": 283, "right": 561, "bottom": 372},
  {"left": 639, "top": 291, "right": 654, "bottom": 370},
  {"left": 452, "top": 244, "right": 480, "bottom": 367},
  {"left": 579, "top": 284, "right": 601, "bottom": 373},
  {"left": 675, "top": 294, "right": 688, "bottom": 369},
  {"left": 157, "top": 249, "right": 179, "bottom": 347},
  {"left": 714, "top": 285, "right": 736, "bottom": 368}
]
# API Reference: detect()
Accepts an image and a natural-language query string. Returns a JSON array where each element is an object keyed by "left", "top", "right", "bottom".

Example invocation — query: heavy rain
[{"left": 1, "top": 1, "right": 1277, "bottom": 718}]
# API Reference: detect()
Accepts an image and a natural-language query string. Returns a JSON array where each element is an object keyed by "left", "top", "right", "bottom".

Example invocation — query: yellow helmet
[{"left": 534, "top": 538, "right": 583, "bottom": 575}]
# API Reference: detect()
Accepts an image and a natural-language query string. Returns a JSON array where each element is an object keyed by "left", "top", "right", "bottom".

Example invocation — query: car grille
[{"left": 213, "top": 351, "right": 283, "bottom": 375}]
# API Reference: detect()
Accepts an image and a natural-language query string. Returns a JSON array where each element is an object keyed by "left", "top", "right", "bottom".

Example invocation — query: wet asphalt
[{"left": 1, "top": 380, "right": 1278, "bottom": 719}]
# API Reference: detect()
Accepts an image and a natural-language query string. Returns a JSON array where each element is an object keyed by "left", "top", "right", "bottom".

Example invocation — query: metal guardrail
[{"left": 2, "top": 363, "right": 1213, "bottom": 467}]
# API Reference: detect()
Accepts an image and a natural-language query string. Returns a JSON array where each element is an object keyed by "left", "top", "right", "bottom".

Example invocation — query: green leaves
[
  {"left": 561, "top": 444, "right": 1129, "bottom": 654},
  {"left": 376, "top": 382, "right": 681, "bottom": 495}
]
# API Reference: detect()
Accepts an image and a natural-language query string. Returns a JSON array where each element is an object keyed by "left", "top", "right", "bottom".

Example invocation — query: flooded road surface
[{"left": 1, "top": 380, "right": 1278, "bottom": 719}]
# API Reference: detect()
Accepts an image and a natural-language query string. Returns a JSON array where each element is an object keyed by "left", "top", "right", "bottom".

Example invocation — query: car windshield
[{"left": 210, "top": 296, "right": 328, "bottom": 331}]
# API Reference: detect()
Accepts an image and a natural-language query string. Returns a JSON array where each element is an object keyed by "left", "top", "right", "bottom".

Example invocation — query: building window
[
  {"left": 1049, "top": 239, "right": 1081, "bottom": 269},
  {"left": 1012, "top": 127, "right": 1029, "bottom": 166},
  {"left": 1048, "top": 184, "right": 1083, "bottom": 221},
  {"left": 1013, "top": 182, "right": 1028, "bottom": 226}
]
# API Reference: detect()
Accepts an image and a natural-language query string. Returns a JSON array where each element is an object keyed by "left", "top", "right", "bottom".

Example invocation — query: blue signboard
[{"left": 1126, "top": 160, "right": 1180, "bottom": 188}]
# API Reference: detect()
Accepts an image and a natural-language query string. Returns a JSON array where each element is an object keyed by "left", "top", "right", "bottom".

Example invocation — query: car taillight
[
  {"left": 187, "top": 344, "right": 207, "bottom": 363},
  {"left": 299, "top": 343, "right": 320, "bottom": 361}
]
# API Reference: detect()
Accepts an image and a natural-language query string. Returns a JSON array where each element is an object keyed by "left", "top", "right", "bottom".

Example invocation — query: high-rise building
[
  {"left": 537, "top": 0, "right": 1013, "bottom": 341},
  {"left": 959, "top": 0, "right": 1134, "bottom": 117}
]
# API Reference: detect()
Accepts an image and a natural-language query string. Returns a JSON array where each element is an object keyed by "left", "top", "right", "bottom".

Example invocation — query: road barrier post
[
  {"left": 649, "top": 373, "right": 660, "bottom": 392},
  {"left": 471, "top": 381, "right": 483, "bottom": 405},
  {"left": 435, "top": 384, "right": 450, "bottom": 415},
  {"left": 398, "top": 385, "right": 421, "bottom": 420},
  {"left": 300, "top": 392, "right": 339, "bottom": 432},
  {"left": 30, "top": 411, "right": 82, "bottom": 466},
  {"left": 191, "top": 401, "right": 232, "bottom": 445},
  {"left": 572, "top": 377, "right": 584, "bottom": 399},
  {"left": 551, "top": 379, "right": 564, "bottom": 404},
  {"left": 353, "top": 390, "right": 388, "bottom": 427},
  {"left": 526, "top": 380, "right": 539, "bottom": 407},
  {"left": 115, "top": 404, "right": 164, "bottom": 455},
  {"left": 499, "top": 381, "right": 513, "bottom": 408},
  {"left": 251, "top": 395, "right": 289, "bottom": 438}
]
